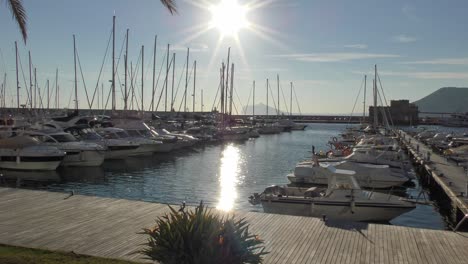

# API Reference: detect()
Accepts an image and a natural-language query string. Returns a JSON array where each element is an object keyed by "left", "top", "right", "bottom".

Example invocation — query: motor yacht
[
  {"left": 250, "top": 166, "right": 415, "bottom": 222},
  {"left": 0, "top": 135, "right": 65, "bottom": 171}
]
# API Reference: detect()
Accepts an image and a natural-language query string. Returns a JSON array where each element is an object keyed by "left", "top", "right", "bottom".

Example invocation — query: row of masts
[{"left": 7, "top": 16, "right": 200, "bottom": 114}]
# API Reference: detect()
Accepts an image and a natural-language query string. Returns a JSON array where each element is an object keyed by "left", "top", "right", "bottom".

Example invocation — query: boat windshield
[
  {"left": 116, "top": 131, "right": 129, "bottom": 138},
  {"left": 127, "top": 130, "right": 141, "bottom": 137},
  {"left": 80, "top": 129, "right": 101, "bottom": 140},
  {"left": 51, "top": 134, "right": 78, "bottom": 142},
  {"left": 97, "top": 131, "right": 118, "bottom": 139},
  {"left": 139, "top": 130, "right": 151, "bottom": 137}
]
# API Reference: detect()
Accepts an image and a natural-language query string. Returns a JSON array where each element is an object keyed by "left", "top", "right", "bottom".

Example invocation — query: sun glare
[{"left": 210, "top": 0, "right": 250, "bottom": 37}]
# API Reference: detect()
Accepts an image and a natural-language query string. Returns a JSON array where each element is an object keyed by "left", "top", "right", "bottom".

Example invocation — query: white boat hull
[
  {"left": 260, "top": 198, "right": 414, "bottom": 222},
  {"left": 0, "top": 160, "right": 62, "bottom": 171},
  {"left": 61, "top": 150, "right": 105, "bottom": 167}
]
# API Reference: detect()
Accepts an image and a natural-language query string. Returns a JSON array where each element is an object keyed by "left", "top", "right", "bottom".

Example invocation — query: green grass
[{"left": 0, "top": 244, "right": 139, "bottom": 264}]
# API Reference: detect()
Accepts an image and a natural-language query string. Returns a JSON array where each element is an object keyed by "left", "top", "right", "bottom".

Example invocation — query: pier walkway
[
  {"left": 398, "top": 130, "right": 468, "bottom": 222},
  {"left": 1, "top": 187, "right": 468, "bottom": 263}
]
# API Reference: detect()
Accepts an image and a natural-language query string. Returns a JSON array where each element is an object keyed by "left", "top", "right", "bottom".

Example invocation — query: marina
[{"left": 2, "top": 1, "right": 468, "bottom": 263}]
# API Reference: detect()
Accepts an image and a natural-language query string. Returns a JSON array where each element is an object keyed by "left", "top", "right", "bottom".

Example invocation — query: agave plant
[{"left": 140, "top": 202, "right": 267, "bottom": 264}]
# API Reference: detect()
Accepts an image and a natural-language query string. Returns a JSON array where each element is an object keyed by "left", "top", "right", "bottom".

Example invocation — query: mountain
[
  {"left": 413, "top": 87, "right": 468, "bottom": 113},
  {"left": 242, "top": 103, "right": 285, "bottom": 115}
]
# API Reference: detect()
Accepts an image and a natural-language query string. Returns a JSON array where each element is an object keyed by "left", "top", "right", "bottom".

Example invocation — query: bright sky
[{"left": 1, "top": 0, "right": 468, "bottom": 114}]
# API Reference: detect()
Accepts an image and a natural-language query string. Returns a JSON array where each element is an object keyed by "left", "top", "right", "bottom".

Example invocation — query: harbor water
[{"left": 1, "top": 123, "right": 448, "bottom": 230}]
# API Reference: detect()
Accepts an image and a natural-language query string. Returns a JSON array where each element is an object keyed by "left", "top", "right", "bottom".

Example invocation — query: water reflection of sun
[{"left": 217, "top": 144, "right": 241, "bottom": 211}]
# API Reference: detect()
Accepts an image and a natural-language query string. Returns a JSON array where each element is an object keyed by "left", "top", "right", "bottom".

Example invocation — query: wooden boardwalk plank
[{"left": 1, "top": 187, "right": 468, "bottom": 263}]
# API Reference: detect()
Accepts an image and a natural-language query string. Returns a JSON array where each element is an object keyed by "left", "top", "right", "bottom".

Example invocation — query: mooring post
[
  {"left": 427, "top": 151, "right": 431, "bottom": 162},
  {"left": 417, "top": 144, "right": 420, "bottom": 153}
]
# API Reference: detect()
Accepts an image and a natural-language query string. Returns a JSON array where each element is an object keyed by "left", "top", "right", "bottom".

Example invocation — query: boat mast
[
  {"left": 225, "top": 48, "right": 230, "bottom": 115},
  {"left": 220, "top": 63, "right": 225, "bottom": 126},
  {"left": 373, "top": 65, "right": 378, "bottom": 128},
  {"left": 55, "top": 68, "right": 58, "bottom": 108},
  {"left": 151, "top": 35, "right": 157, "bottom": 112},
  {"left": 253, "top": 80, "right": 255, "bottom": 119},
  {"left": 34, "top": 68, "right": 37, "bottom": 109},
  {"left": 266, "top": 78, "right": 269, "bottom": 117},
  {"left": 171, "top": 53, "right": 175, "bottom": 112},
  {"left": 73, "top": 34, "right": 78, "bottom": 111},
  {"left": 192, "top": 60, "right": 196, "bottom": 112},
  {"left": 165, "top": 44, "right": 169, "bottom": 112},
  {"left": 363, "top": 75, "right": 367, "bottom": 123},
  {"left": 290, "top": 82, "right": 292, "bottom": 117},
  {"left": 28, "top": 51, "right": 32, "bottom": 109},
  {"left": 15, "top": 41, "right": 19, "bottom": 111},
  {"left": 220, "top": 63, "right": 225, "bottom": 117},
  {"left": 184, "top": 47, "right": 189, "bottom": 112},
  {"left": 141, "top": 45, "right": 144, "bottom": 112},
  {"left": 47, "top": 79, "right": 49, "bottom": 109},
  {"left": 111, "top": 15, "right": 116, "bottom": 111},
  {"left": 277, "top": 74, "right": 280, "bottom": 118},
  {"left": 229, "top": 63, "right": 234, "bottom": 116},
  {"left": 124, "top": 29, "right": 129, "bottom": 111},
  {"left": 2, "top": 73, "right": 6, "bottom": 108}
]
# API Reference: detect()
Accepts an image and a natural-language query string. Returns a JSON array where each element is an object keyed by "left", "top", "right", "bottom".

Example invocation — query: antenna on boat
[{"left": 193, "top": 60, "right": 196, "bottom": 112}]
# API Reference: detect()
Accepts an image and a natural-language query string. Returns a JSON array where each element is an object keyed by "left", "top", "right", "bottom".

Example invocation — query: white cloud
[
  {"left": 169, "top": 43, "right": 209, "bottom": 53},
  {"left": 393, "top": 34, "right": 417, "bottom": 43},
  {"left": 272, "top": 52, "right": 400, "bottom": 62},
  {"left": 344, "top": 44, "right": 368, "bottom": 49},
  {"left": 352, "top": 70, "right": 468, "bottom": 79},
  {"left": 402, "top": 58, "right": 468, "bottom": 65}
]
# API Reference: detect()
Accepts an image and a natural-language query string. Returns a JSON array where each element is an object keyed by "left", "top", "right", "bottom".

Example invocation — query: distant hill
[
  {"left": 242, "top": 103, "right": 285, "bottom": 115},
  {"left": 413, "top": 87, "right": 468, "bottom": 113}
]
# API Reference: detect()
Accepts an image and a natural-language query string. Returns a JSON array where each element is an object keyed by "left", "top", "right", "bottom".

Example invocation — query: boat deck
[{"left": 1, "top": 187, "right": 468, "bottom": 263}]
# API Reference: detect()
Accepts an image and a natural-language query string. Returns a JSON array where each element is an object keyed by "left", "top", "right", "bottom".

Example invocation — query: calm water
[{"left": 1, "top": 123, "right": 448, "bottom": 229}]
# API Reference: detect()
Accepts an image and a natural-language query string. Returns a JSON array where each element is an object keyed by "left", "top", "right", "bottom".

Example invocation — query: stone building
[{"left": 368, "top": 100, "right": 419, "bottom": 126}]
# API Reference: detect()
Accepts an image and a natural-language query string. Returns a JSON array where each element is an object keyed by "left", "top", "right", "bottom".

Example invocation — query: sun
[{"left": 209, "top": 0, "right": 250, "bottom": 37}]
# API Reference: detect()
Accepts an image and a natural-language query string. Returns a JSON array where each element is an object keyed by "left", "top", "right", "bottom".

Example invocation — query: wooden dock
[
  {"left": 1, "top": 187, "right": 468, "bottom": 263},
  {"left": 398, "top": 130, "right": 468, "bottom": 227}
]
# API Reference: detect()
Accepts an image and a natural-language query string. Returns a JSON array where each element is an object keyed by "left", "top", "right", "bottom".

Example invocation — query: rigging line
[
  {"left": 211, "top": 81, "right": 221, "bottom": 111},
  {"left": 233, "top": 87, "right": 244, "bottom": 116},
  {"left": 128, "top": 51, "right": 142, "bottom": 101},
  {"left": 75, "top": 48, "right": 92, "bottom": 108},
  {"left": 67, "top": 89, "right": 73, "bottom": 109},
  {"left": 103, "top": 83, "right": 113, "bottom": 111},
  {"left": 268, "top": 82, "right": 278, "bottom": 114},
  {"left": 172, "top": 59, "right": 187, "bottom": 107},
  {"left": 232, "top": 97, "right": 239, "bottom": 115},
  {"left": 150, "top": 50, "right": 167, "bottom": 111},
  {"left": 17, "top": 54, "right": 31, "bottom": 107},
  {"left": 292, "top": 83, "right": 302, "bottom": 115},
  {"left": 244, "top": 84, "right": 253, "bottom": 115},
  {"left": 154, "top": 54, "right": 175, "bottom": 111},
  {"left": 177, "top": 65, "right": 194, "bottom": 113},
  {"left": 279, "top": 82, "right": 289, "bottom": 116},
  {"left": 377, "top": 88, "right": 390, "bottom": 128},
  {"left": 90, "top": 29, "right": 112, "bottom": 109},
  {"left": 130, "top": 59, "right": 142, "bottom": 111},
  {"left": 155, "top": 77, "right": 167, "bottom": 111},
  {"left": 377, "top": 73, "right": 394, "bottom": 127},
  {"left": 346, "top": 76, "right": 365, "bottom": 126}
]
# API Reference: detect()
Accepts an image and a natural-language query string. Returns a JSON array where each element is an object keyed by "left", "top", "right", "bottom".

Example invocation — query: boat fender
[{"left": 332, "top": 137, "right": 338, "bottom": 142}]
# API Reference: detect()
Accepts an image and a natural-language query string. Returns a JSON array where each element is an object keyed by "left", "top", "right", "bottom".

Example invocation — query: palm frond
[
  {"left": 160, "top": 0, "right": 177, "bottom": 14},
  {"left": 6, "top": 0, "right": 27, "bottom": 43}
]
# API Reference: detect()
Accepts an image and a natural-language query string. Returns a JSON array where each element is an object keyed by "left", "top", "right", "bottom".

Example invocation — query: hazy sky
[{"left": 1, "top": 0, "right": 468, "bottom": 114}]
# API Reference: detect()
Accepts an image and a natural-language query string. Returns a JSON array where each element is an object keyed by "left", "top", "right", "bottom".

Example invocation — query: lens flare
[
  {"left": 217, "top": 144, "right": 241, "bottom": 211},
  {"left": 209, "top": 0, "right": 250, "bottom": 37}
]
